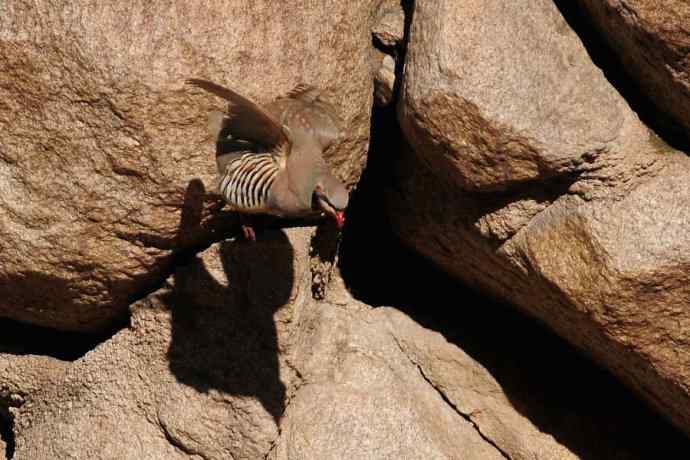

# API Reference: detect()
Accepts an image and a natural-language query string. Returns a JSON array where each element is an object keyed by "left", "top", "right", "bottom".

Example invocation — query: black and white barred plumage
[{"left": 218, "top": 152, "right": 280, "bottom": 212}]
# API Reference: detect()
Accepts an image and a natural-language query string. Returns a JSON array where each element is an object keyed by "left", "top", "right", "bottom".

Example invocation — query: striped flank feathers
[{"left": 218, "top": 152, "right": 280, "bottom": 211}]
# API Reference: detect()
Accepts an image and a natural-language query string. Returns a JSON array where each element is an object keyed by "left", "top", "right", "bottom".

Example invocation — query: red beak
[{"left": 335, "top": 211, "right": 345, "bottom": 229}]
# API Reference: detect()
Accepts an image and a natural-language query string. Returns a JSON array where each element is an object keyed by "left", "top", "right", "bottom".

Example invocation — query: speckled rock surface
[
  {"left": 2, "top": 228, "right": 625, "bottom": 460},
  {"left": 272, "top": 303, "right": 583, "bottom": 460},
  {"left": 5, "top": 231, "right": 689, "bottom": 458},
  {"left": 3, "top": 0, "right": 690, "bottom": 457},
  {"left": 3, "top": 229, "right": 522, "bottom": 460},
  {"left": 393, "top": 0, "right": 690, "bottom": 436},
  {"left": 11, "top": 228, "right": 313, "bottom": 460},
  {"left": 397, "top": 0, "right": 632, "bottom": 192},
  {"left": 0, "top": 0, "right": 378, "bottom": 332},
  {"left": 374, "top": 53, "right": 396, "bottom": 107},
  {"left": 372, "top": 0, "right": 405, "bottom": 48}
]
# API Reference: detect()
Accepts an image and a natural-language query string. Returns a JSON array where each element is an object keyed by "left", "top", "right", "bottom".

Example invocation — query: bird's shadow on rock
[{"left": 166, "top": 179, "right": 295, "bottom": 424}]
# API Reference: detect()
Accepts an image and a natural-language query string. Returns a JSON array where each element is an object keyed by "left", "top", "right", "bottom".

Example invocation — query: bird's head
[{"left": 313, "top": 174, "right": 348, "bottom": 229}]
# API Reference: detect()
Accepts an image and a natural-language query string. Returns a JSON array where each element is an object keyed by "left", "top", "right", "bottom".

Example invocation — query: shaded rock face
[
  {"left": 341, "top": 103, "right": 690, "bottom": 459},
  {"left": 9, "top": 229, "right": 312, "bottom": 460},
  {"left": 3, "top": 233, "right": 509, "bottom": 460},
  {"left": 6, "top": 228, "right": 689, "bottom": 459},
  {"left": 0, "top": 0, "right": 377, "bottom": 332},
  {"left": 574, "top": 0, "right": 690, "bottom": 142},
  {"left": 393, "top": 0, "right": 690, "bottom": 436},
  {"left": 397, "top": 0, "right": 630, "bottom": 192}
]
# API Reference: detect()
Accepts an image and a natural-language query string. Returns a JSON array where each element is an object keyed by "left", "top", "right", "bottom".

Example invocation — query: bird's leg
[
  {"left": 239, "top": 214, "right": 256, "bottom": 242},
  {"left": 209, "top": 199, "right": 226, "bottom": 214}
]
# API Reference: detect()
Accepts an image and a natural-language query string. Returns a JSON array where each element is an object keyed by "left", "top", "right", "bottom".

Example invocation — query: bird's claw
[{"left": 242, "top": 224, "right": 256, "bottom": 242}]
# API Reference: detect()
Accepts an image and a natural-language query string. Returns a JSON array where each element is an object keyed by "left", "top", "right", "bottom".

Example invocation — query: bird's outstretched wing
[
  {"left": 273, "top": 84, "right": 344, "bottom": 150},
  {"left": 186, "top": 78, "right": 289, "bottom": 150},
  {"left": 188, "top": 78, "right": 294, "bottom": 212}
]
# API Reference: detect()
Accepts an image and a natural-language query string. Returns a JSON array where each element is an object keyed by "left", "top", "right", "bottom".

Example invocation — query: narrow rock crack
[
  {"left": 390, "top": 334, "right": 510, "bottom": 460},
  {"left": 414, "top": 364, "right": 511, "bottom": 460}
]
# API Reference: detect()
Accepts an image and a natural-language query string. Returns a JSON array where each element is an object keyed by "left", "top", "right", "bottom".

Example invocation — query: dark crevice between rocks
[
  {"left": 339, "top": 99, "right": 690, "bottom": 460},
  {"left": 415, "top": 364, "right": 511, "bottom": 460},
  {"left": 310, "top": 223, "right": 343, "bottom": 300},
  {"left": 0, "top": 315, "right": 127, "bottom": 361},
  {"left": 552, "top": 0, "right": 690, "bottom": 154},
  {"left": 370, "top": 0, "right": 414, "bottom": 105},
  {"left": 263, "top": 436, "right": 278, "bottom": 460},
  {"left": 396, "top": 0, "right": 415, "bottom": 92},
  {"left": 371, "top": 35, "right": 397, "bottom": 60},
  {"left": 0, "top": 402, "right": 14, "bottom": 460},
  {"left": 371, "top": 0, "right": 413, "bottom": 61},
  {"left": 387, "top": 0, "right": 414, "bottom": 102}
]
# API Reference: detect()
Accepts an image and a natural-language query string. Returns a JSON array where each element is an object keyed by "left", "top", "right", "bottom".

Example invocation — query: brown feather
[
  {"left": 186, "top": 78, "right": 288, "bottom": 148},
  {"left": 285, "top": 83, "right": 321, "bottom": 102},
  {"left": 267, "top": 85, "right": 344, "bottom": 150}
]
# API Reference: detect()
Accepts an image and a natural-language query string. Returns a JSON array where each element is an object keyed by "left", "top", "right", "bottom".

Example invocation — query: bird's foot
[
  {"left": 242, "top": 224, "right": 256, "bottom": 242},
  {"left": 239, "top": 214, "right": 256, "bottom": 242}
]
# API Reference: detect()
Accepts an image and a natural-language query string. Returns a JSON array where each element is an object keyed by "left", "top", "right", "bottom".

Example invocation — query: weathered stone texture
[
  {"left": 393, "top": 0, "right": 690, "bottom": 436},
  {"left": 4, "top": 231, "right": 588, "bottom": 460},
  {"left": 0, "top": 0, "right": 377, "bottom": 331}
]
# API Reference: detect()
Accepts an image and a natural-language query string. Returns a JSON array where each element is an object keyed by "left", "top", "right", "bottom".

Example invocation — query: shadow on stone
[
  {"left": 553, "top": 0, "right": 690, "bottom": 154},
  {"left": 0, "top": 403, "right": 14, "bottom": 459},
  {"left": 339, "top": 104, "right": 690, "bottom": 459},
  {"left": 167, "top": 182, "right": 295, "bottom": 424},
  {"left": 0, "top": 310, "right": 126, "bottom": 361},
  {"left": 0, "top": 270, "right": 129, "bottom": 337}
]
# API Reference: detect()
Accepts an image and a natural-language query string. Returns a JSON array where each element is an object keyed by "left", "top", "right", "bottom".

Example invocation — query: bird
[{"left": 186, "top": 78, "right": 349, "bottom": 241}]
